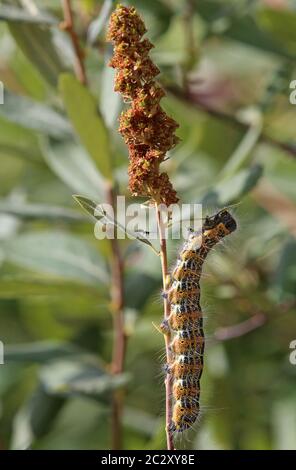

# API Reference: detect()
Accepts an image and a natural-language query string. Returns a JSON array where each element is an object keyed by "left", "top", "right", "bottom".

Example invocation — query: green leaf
[
  {"left": 40, "top": 358, "right": 130, "bottom": 400},
  {"left": 8, "top": 23, "right": 66, "bottom": 87},
  {"left": 202, "top": 164, "right": 263, "bottom": 207},
  {"left": 0, "top": 5, "right": 57, "bottom": 25},
  {"left": 0, "top": 275, "right": 99, "bottom": 299},
  {"left": 100, "top": 58, "right": 121, "bottom": 129},
  {"left": 220, "top": 110, "right": 262, "bottom": 179},
  {"left": 272, "top": 238, "right": 296, "bottom": 303},
  {"left": 42, "top": 139, "right": 104, "bottom": 200},
  {"left": 0, "top": 116, "right": 43, "bottom": 164},
  {"left": 87, "top": 0, "right": 114, "bottom": 44},
  {"left": 0, "top": 200, "right": 87, "bottom": 222},
  {"left": 272, "top": 397, "right": 296, "bottom": 450},
  {"left": 0, "top": 92, "right": 72, "bottom": 138},
  {"left": 0, "top": 143, "right": 41, "bottom": 164},
  {"left": 224, "top": 14, "right": 295, "bottom": 60},
  {"left": 5, "top": 341, "right": 84, "bottom": 363},
  {"left": 124, "top": 272, "right": 160, "bottom": 310},
  {"left": 257, "top": 8, "right": 296, "bottom": 53},
  {"left": 11, "top": 387, "right": 65, "bottom": 450},
  {"left": 3, "top": 231, "right": 108, "bottom": 286},
  {"left": 73, "top": 195, "right": 159, "bottom": 254},
  {"left": 123, "top": 407, "right": 158, "bottom": 437},
  {"left": 73, "top": 194, "right": 98, "bottom": 221},
  {"left": 59, "top": 74, "right": 113, "bottom": 180}
]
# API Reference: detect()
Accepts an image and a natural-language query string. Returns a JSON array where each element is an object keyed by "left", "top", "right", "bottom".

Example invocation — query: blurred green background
[{"left": 0, "top": 0, "right": 296, "bottom": 450}]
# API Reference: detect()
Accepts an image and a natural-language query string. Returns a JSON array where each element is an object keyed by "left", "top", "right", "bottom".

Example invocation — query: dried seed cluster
[{"left": 107, "top": 4, "right": 179, "bottom": 205}]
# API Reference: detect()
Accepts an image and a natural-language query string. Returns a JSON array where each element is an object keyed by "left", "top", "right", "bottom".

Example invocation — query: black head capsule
[{"left": 204, "top": 209, "right": 237, "bottom": 234}]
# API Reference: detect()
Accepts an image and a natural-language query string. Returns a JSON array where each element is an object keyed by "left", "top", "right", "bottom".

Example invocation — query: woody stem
[
  {"left": 155, "top": 203, "right": 175, "bottom": 451},
  {"left": 61, "top": 0, "right": 87, "bottom": 85},
  {"left": 107, "top": 183, "right": 126, "bottom": 450}
]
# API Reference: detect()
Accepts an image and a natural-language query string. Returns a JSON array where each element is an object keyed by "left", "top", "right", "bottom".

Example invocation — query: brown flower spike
[{"left": 107, "top": 4, "right": 179, "bottom": 205}]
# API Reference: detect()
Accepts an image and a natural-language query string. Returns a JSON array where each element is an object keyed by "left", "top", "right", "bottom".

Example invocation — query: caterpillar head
[{"left": 204, "top": 209, "right": 237, "bottom": 234}]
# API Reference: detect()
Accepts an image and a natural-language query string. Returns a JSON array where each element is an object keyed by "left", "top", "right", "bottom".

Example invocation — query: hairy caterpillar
[{"left": 166, "top": 209, "right": 237, "bottom": 433}]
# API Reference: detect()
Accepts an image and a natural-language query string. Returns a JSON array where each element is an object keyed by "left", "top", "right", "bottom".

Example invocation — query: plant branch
[
  {"left": 155, "top": 203, "right": 175, "bottom": 451},
  {"left": 60, "top": 0, "right": 87, "bottom": 85},
  {"left": 106, "top": 183, "right": 126, "bottom": 450},
  {"left": 214, "top": 312, "right": 267, "bottom": 341},
  {"left": 214, "top": 300, "right": 296, "bottom": 341}
]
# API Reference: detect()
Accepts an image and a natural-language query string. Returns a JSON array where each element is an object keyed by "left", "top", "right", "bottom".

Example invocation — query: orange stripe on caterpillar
[
  {"left": 171, "top": 335, "right": 204, "bottom": 355},
  {"left": 168, "top": 209, "right": 237, "bottom": 433},
  {"left": 173, "top": 378, "right": 200, "bottom": 400},
  {"left": 170, "top": 398, "right": 200, "bottom": 433},
  {"left": 169, "top": 360, "right": 203, "bottom": 379},
  {"left": 168, "top": 288, "right": 200, "bottom": 303},
  {"left": 172, "top": 265, "right": 201, "bottom": 280},
  {"left": 169, "top": 311, "right": 202, "bottom": 330}
]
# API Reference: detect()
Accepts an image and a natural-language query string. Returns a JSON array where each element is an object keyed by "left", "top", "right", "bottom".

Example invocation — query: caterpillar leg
[
  {"left": 167, "top": 421, "right": 176, "bottom": 433},
  {"left": 152, "top": 319, "right": 171, "bottom": 336},
  {"left": 163, "top": 362, "right": 173, "bottom": 375}
]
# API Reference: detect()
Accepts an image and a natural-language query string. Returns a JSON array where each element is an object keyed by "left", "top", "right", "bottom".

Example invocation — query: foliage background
[{"left": 0, "top": 0, "right": 296, "bottom": 450}]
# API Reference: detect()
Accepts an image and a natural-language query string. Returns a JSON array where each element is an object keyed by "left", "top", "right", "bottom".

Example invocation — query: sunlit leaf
[
  {"left": 40, "top": 358, "right": 130, "bottom": 400},
  {"left": 100, "top": 55, "right": 121, "bottom": 129},
  {"left": 74, "top": 195, "right": 159, "bottom": 254},
  {"left": 42, "top": 139, "right": 104, "bottom": 200},
  {"left": 0, "top": 5, "right": 57, "bottom": 25},
  {"left": 202, "top": 164, "right": 263, "bottom": 207},
  {"left": 8, "top": 23, "right": 66, "bottom": 87},
  {"left": 0, "top": 275, "right": 99, "bottom": 298},
  {"left": 0, "top": 92, "right": 72, "bottom": 138},
  {"left": 257, "top": 8, "right": 296, "bottom": 53},
  {"left": 11, "top": 387, "right": 65, "bottom": 450},
  {"left": 5, "top": 341, "right": 85, "bottom": 363},
  {"left": 272, "top": 238, "right": 296, "bottom": 303},
  {"left": 87, "top": 0, "right": 114, "bottom": 44},
  {"left": 3, "top": 231, "right": 108, "bottom": 286},
  {"left": 59, "top": 74, "right": 113, "bottom": 180},
  {"left": 0, "top": 200, "right": 86, "bottom": 222}
]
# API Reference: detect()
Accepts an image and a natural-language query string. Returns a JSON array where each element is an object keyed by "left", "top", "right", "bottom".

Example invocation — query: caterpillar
[{"left": 166, "top": 209, "right": 237, "bottom": 433}]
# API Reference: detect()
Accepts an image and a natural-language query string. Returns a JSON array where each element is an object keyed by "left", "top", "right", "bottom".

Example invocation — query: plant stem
[
  {"left": 61, "top": 0, "right": 87, "bottom": 85},
  {"left": 155, "top": 203, "right": 175, "bottom": 451},
  {"left": 107, "top": 183, "right": 126, "bottom": 450},
  {"left": 214, "top": 300, "right": 296, "bottom": 341}
]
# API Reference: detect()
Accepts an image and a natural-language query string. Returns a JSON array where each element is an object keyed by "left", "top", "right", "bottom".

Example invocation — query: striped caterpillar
[{"left": 164, "top": 209, "right": 237, "bottom": 433}]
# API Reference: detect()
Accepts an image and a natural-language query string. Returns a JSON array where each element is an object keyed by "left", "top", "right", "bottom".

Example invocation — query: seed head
[{"left": 107, "top": 5, "right": 180, "bottom": 205}]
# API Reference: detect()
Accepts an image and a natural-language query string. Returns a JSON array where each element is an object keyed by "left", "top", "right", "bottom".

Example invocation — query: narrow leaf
[
  {"left": 0, "top": 92, "right": 72, "bottom": 138},
  {"left": 0, "top": 276, "right": 99, "bottom": 299},
  {"left": 3, "top": 231, "right": 108, "bottom": 286},
  {"left": 8, "top": 23, "right": 66, "bottom": 87},
  {"left": 11, "top": 387, "right": 65, "bottom": 450},
  {"left": 0, "top": 201, "right": 87, "bottom": 222},
  {"left": 202, "top": 164, "right": 263, "bottom": 207},
  {"left": 40, "top": 359, "right": 130, "bottom": 400},
  {"left": 42, "top": 139, "right": 104, "bottom": 200},
  {"left": 59, "top": 74, "right": 113, "bottom": 180},
  {"left": 87, "top": 0, "right": 114, "bottom": 44},
  {"left": 0, "top": 5, "right": 57, "bottom": 25},
  {"left": 73, "top": 195, "right": 159, "bottom": 254},
  {"left": 5, "top": 341, "right": 84, "bottom": 363}
]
